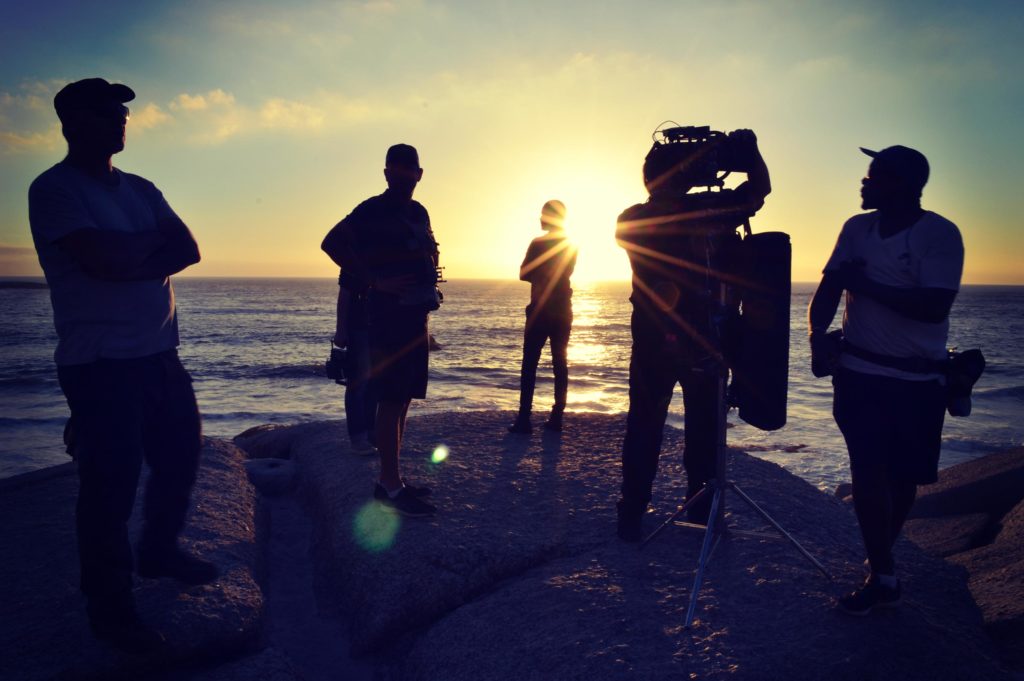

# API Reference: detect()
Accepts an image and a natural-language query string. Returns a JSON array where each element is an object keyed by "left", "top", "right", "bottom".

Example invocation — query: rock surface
[
  {"left": 0, "top": 438, "right": 264, "bottom": 681},
  {"left": 907, "top": 447, "right": 1024, "bottom": 670},
  {"left": 237, "top": 411, "right": 1014, "bottom": 681}
]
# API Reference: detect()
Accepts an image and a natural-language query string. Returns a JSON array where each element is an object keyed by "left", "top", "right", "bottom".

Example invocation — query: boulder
[
  {"left": 910, "top": 448, "right": 1024, "bottom": 521},
  {"left": 903, "top": 512, "right": 992, "bottom": 556},
  {"left": 0, "top": 438, "right": 263, "bottom": 681},
  {"left": 948, "top": 498, "right": 1024, "bottom": 669}
]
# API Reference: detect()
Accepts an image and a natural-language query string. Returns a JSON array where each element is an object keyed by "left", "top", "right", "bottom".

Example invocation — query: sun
[{"left": 514, "top": 164, "right": 643, "bottom": 283}]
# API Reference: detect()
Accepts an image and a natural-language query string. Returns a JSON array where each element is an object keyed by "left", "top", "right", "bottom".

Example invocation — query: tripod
[{"left": 639, "top": 272, "right": 832, "bottom": 630}]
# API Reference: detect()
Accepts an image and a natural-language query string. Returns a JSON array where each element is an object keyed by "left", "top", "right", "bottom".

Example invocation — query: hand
[
  {"left": 729, "top": 128, "right": 758, "bottom": 146},
  {"left": 810, "top": 330, "right": 841, "bottom": 378},
  {"left": 333, "top": 327, "right": 348, "bottom": 348},
  {"left": 374, "top": 274, "right": 417, "bottom": 297}
]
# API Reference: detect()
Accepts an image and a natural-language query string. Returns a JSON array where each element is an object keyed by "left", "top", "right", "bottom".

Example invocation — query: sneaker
[
  {"left": 837, "top": 575, "right": 901, "bottom": 615},
  {"left": 138, "top": 547, "right": 219, "bottom": 585},
  {"left": 543, "top": 410, "right": 563, "bottom": 432},
  {"left": 379, "top": 487, "right": 437, "bottom": 517},
  {"left": 508, "top": 416, "right": 532, "bottom": 434},
  {"left": 350, "top": 436, "right": 377, "bottom": 456},
  {"left": 87, "top": 599, "right": 166, "bottom": 654},
  {"left": 374, "top": 480, "right": 432, "bottom": 500}
]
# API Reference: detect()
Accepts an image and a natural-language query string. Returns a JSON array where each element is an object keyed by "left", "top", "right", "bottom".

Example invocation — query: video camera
[
  {"left": 325, "top": 345, "right": 347, "bottom": 385},
  {"left": 644, "top": 124, "right": 755, "bottom": 192}
]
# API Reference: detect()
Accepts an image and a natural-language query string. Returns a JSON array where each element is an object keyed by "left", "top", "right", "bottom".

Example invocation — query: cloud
[
  {"left": 130, "top": 103, "right": 172, "bottom": 130},
  {"left": 161, "top": 88, "right": 390, "bottom": 144},
  {"left": 170, "top": 89, "right": 236, "bottom": 111},
  {"left": 259, "top": 98, "right": 325, "bottom": 130},
  {"left": 0, "top": 124, "right": 62, "bottom": 154}
]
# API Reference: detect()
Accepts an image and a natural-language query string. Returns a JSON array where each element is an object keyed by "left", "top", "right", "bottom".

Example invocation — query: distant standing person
[
  {"left": 322, "top": 144, "right": 440, "bottom": 517},
  {"left": 509, "top": 200, "right": 577, "bottom": 434},
  {"left": 27, "top": 78, "right": 217, "bottom": 652},
  {"left": 809, "top": 145, "right": 963, "bottom": 615}
]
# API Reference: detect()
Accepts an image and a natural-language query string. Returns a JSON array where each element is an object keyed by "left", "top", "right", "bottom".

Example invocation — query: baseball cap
[
  {"left": 54, "top": 78, "right": 135, "bottom": 122},
  {"left": 385, "top": 143, "right": 420, "bottom": 169},
  {"left": 860, "top": 145, "right": 930, "bottom": 191}
]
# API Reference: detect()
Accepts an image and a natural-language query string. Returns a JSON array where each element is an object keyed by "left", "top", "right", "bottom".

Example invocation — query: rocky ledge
[
  {"left": 236, "top": 411, "right": 1016, "bottom": 681},
  {"left": 902, "top": 446, "right": 1024, "bottom": 670},
  {"left": 0, "top": 438, "right": 263, "bottom": 681},
  {"left": 3, "top": 411, "right": 1018, "bottom": 680}
]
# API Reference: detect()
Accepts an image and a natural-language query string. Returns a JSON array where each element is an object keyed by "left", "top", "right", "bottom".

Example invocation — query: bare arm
[
  {"left": 58, "top": 215, "right": 200, "bottom": 282},
  {"left": 321, "top": 222, "right": 349, "bottom": 268},
  {"left": 808, "top": 272, "right": 844, "bottom": 336},
  {"left": 840, "top": 260, "right": 956, "bottom": 324},
  {"left": 731, "top": 129, "right": 771, "bottom": 206},
  {"left": 808, "top": 272, "right": 845, "bottom": 376}
]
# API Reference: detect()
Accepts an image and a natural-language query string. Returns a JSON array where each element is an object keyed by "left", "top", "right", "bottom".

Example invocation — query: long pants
[
  {"left": 344, "top": 325, "right": 376, "bottom": 442},
  {"left": 57, "top": 350, "right": 202, "bottom": 608},
  {"left": 517, "top": 308, "right": 571, "bottom": 415},
  {"left": 619, "top": 343, "right": 722, "bottom": 515}
]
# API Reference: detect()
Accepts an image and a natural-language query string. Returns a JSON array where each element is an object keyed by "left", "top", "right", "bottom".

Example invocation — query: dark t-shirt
[
  {"left": 330, "top": 190, "right": 439, "bottom": 328},
  {"left": 520, "top": 231, "right": 576, "bottom": 313},
  {"left": 616, "top": 185, "right": 763, "bottom": 351}
]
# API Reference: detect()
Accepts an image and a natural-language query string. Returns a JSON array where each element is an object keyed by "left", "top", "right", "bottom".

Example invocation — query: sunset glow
[{"left": 1, "top": 2, "right": 1022, "bottom": 284}]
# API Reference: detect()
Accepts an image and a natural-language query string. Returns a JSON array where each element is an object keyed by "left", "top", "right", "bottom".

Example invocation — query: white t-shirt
[
  {"left": 824, "top": 210, "right": 964, "bottom": 380},
  {"left": 29, "top": 162, "right": 181, "bottom": 366}
]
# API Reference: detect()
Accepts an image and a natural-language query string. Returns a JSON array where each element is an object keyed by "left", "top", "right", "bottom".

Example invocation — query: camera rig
[{"left": 645, "top": 123, "right": 744, "bottom": 192}]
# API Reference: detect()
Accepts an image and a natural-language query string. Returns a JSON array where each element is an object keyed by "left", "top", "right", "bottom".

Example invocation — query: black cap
[
  {"left": 385, "top": 143, "right": 420, "bottom": 169},
  {"left": 860, "top": 145, "right": 930, "bottom": 192},
  {"left": 54, "top": 78, "right": 135, "bottom": 122}
]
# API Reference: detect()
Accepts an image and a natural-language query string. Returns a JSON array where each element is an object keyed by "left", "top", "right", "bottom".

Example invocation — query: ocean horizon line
[{"left": 3, "top": 275, "right": 1024, "bottom": 289}]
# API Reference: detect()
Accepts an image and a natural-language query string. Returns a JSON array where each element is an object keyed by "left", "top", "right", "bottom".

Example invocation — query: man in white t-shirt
[
  {"left": 28, "top": 78, "right": 217, "bottom": 652},
  {"left": 808, "top": 145, "right": 964, "bottom": 615}
]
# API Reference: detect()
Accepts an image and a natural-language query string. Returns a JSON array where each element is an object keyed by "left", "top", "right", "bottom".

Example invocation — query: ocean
[{"left": 1, "top": 278, "right": 1022, "bottom": 490}]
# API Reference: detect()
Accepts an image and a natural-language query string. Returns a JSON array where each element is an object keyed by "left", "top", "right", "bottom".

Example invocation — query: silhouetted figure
[
  {"left": 809, "top": 145, "right": 963, "bottom": 614},
  {"left": 509, "top": 200, "right": 577, "bottom": 434},
  {"left": 27, "top": 78, "right": 216, "bottom": 652},
  {"left": 333, "top": 273, "right": 377, "bottom": 455},
  {"left": 614, "top": 128, "right": 770, "bottom": 541},
  {"left": 322, "top": 144, "right": 440, "bottom": 517}
]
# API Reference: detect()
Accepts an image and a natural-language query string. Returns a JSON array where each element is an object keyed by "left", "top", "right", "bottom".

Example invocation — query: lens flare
[
  {"left": 352, "top": 501, "right": 400, "bottom": 553},
  {"left": 431, "top": 445, "right": 450, "bottom": 464}
]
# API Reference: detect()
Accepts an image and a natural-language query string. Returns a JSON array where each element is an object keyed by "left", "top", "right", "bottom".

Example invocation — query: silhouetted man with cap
[
  {"left": 322, "top": 144, "right": 440, "bottom": 517},
  {"left": 509, "top": 200, "right": 577, "bottom": 434},
  {"left": 809, "top": 145, "right": 963, "bottom": 615},
  {"left": 28, "top": 78, "right": 216, "bottom": 652}
]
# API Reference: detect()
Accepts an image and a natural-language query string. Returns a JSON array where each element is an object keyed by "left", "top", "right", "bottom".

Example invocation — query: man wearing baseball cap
[
  {"left": 28, "top": 78, "right": 215, "bottom": 651},
  {"left": 322, "top": 144, "right": 441, "bottom": 517},
  {"left": 808, "top": 145, "right": 964, "bottom": 614}
]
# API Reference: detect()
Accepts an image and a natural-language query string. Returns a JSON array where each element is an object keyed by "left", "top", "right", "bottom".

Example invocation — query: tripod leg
[
  {"left": 640, "top": 484, "right": 711, "bottom": 549},
  {"left": 729, "top": 482, "right": 832, "bottom": 581},
  {"left": 684, "top": 485, "right": 723, "bottom": 629}
]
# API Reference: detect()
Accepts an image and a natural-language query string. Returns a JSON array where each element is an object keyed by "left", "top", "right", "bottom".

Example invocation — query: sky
[{"left": 1, "top": 0, "right": 1022, "bottom": 283}]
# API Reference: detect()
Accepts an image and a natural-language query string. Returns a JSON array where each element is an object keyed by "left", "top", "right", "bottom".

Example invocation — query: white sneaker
[{"left": 350, "top": 436, "right": 377, "bottom": 456}]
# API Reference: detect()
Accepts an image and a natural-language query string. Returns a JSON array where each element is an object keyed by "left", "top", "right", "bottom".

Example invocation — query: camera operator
[
  {"left": 809, "top": 145, "right": 963, "bottom": 614},
  {"left": 615, "top": 128, "right": 770, "bottom": 541}
]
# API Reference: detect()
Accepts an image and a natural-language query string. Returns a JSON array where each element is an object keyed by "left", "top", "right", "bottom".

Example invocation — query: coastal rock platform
[
  {"left": 3, "top": 411, "right": 1018, "bottom": 680},
  {"left": 237, "top": 411, "right": 1013, "bottom": 681},
  {"left": 0, "top": 438, "right": 264, "bottom": 681}
]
